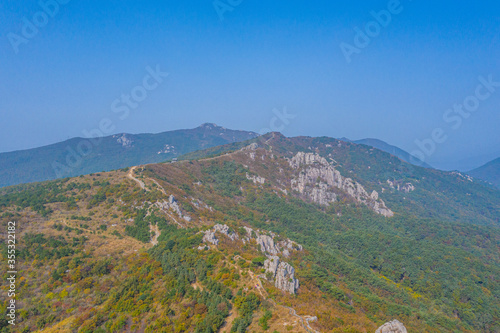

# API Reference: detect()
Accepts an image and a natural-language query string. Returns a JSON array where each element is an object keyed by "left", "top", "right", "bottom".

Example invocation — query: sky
[{"left": 1, "top": 0, "right": 499, "bottom": 171}]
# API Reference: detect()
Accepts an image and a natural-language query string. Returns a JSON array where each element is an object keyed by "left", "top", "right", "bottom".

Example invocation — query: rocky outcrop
[
  {"left": 387, "top": 180, "right": 415, "bottom": 193},
  {"left": 264, "top": 255, "right": 280, "bottom": 273},
  {"left": 279, "top": 238, "right": 303, "bottom": 257},
  {"left": 115, "top": 134, "right": 134, "bottom": 148},
  {"left": 242, "top": 143, "right": 259, "bottom": 160},
  {"left": 157, "top": 144, "right": 176, "bottom": 154},
  {"left": 275, "top": 261, "right": 299, "bottom": 294},
  {"left": 242, "top": 142, "right": 259, "bottom": 151},
  {"left": 402, "top": 183, "right": 415, "bottom": 193},
  {"left": 451, "top": 171, "right": 473, "bottom": 182},
  {"left": 202, "top": 224, "right": 239, "bottom": 245},
  {"left": 155, "top": 195, "right": 192, "bottom": 222},
  {"left": 202, "top": 224, "right": 302, "bottom": 256},
  {"left": 202, "top": 229, "right": 219, "bottom": 245},
  {"left": 190, "top": 198, "right": 213, "bottom": 211},
  {"left": 243, "top": 228, "right": 303, "bottom": 257},
  {"left": 375, "top": 320, "right": 407, "bottom": 333},
  {"left": 256, "top": 234, "right": 279, "bottom": 255},
  {"left": 213, "top": 224, "right": 238, "bottom": 241},
  {"left": 289, "top": 152, "right": 394, "bottom": 217},
  {"left": 200, "top": 224, "right": 302, "bottom": 293},
  {"left": 264, "top": 256, "right": 299, "bottom": 294},
  {"left": 246, "top": 172, "right": 265, "bottom": 185}
]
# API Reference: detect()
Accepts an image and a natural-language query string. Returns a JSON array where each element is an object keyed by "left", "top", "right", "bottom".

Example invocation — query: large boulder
[{"left": 375, "top": 320, "right": 407, "bottom": 333}]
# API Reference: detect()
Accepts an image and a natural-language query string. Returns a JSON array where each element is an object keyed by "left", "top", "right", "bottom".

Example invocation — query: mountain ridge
[
  {"left": 352, "top": 138, "right": 433, "bottom": 169},
  {"left": 468, "top": 157, "right": 500, "bottom": 188},
  {"left": 1, "top": 132, "right": 499, "bottom": 332},
  {"left": 181, "top": 132, "right": 500, "bottom": 227},
  {"left": 0, "top": 124, "right": 258, "bottom": 188}
]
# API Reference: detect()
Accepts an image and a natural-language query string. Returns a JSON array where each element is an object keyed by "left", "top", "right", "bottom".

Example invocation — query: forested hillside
[
  {"left": 0, "top": 123, "right": 257, "bottom": 188},
  {"left": 0, "top": 133, "right": 499, "bottom": 332},
  {"left": 469, "top": 157, "right": 500, "bottom": 189},
  {"left": 353, "top": 138, "right": 433, "bottom": 169}
]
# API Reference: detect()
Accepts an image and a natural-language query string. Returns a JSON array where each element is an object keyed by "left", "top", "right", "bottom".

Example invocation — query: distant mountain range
[
  {"left": 3, "top": 125, "right": 497, "bottom": 190},
  {"left": 350, "top": 138, "right": 433, "bottom": 169},
  {"left": 468, "top": 157, "right": 500, "bottom": 188},
  {"left": 0, "top": 123, "right": 258, "bottom": 188}
]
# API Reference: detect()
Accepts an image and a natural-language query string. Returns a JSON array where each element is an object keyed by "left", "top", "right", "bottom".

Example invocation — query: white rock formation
[
  {"left": 115, "top": 134, "right": 134, "bottom": 148},
  {"left": 155, "top": 195, "right": 192, "bottom": 222},
  {"left": 243, "top": 227, "right": 302, "bottom": 257},
  {"left": 202, "top": 224, "right": 239, "bottom": 246},
  {"left": 264, "top": 255, "right": 280, "bottom": 274},
  {"left": 157, "top": 144, "right": 176, "bottom": 154},
  {"left": 246, "top": 172, "right": 266, "bottom": 185},
  {"left": 202, "top": 229, "right": 219, "bottom": 245},
  {"left": 451, "top": 171, "right": 473, "bottom": 182},
  {"left": 212, "top": 224, "right": 238, "bottom": 241},
  {"left": 264, "top": 256, "right": 299, "bottom": 294},
  {"left": 243, "top": 226, "right": 254, "bottom": 238},
  {"left": 256, "top": 234, "right": 279, "bottom": 255},
  {"left": 241, "top": 143, "right": 259, "bottom": 160},
  {"left": 402, "top": 183, "right": 415, "bottom": 193},
  {"left": 242, "top": 142, "right": 259, "bottom": 151},
  {"left": 387, "top": 180, "right": 415, "bottom": 193},
  {"left": 200, "top": 224, "right": 303, "bottom": 293},
  {"left": 375, "top": 320, "right": 407, "bottom": 333},
  {"left": 275, "top": 261, "right": 299, "bottom": 294},
  {"left": 289, "top": 152, "right": 394, "bottom": 217}
]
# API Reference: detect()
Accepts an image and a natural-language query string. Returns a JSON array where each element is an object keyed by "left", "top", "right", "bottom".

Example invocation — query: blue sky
[{"left": 1, "top": 0, "right": 499, "bottom": 170}]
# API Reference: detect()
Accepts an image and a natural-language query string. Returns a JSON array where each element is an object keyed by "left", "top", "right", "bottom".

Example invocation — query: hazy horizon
[
  {"left": 2, "top": 1, "right": 499, "bottom": 171},
  {"left": 0, "top": 121, "right": 496, "bottom": 172}
]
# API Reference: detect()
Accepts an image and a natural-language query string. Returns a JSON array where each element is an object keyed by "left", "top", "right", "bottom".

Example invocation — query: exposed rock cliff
[
  {"left": 264, "top": 256, "right": 300, "bottom": 294},
  {"left": 256, "top": 234, "right": 279, "bottom": 255},
  {"left": 264, "top": 255, "right": 280, "bottom": 273},
  {"left": 289, "top": 152, "right": 394, "bottom": 217},
  {"left": 375, "top": 320, "right": 407, "bottom": 333}
]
